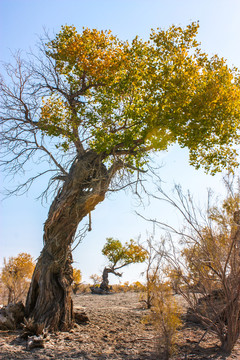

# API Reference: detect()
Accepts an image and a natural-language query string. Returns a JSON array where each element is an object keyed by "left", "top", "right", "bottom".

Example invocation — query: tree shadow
[{"left": 178, "top": 341, "right": 230, "bottom": 359}]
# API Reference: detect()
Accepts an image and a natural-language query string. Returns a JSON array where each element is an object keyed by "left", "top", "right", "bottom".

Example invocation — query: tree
[
  {"left": 90, "top": 274, "right": 102, "bottom": 286},
  {"left": 1, "top": 253, "right": 35, "bottom": 304},
  {"left": 1, "top": 23, "right": 240, "bottom": 330},
  {"left": 148, "top": 181, "right": 240, "bottom": 353},
  {"left": 98, "top": 237, "right": 147, "bottom": 292},
  {"left": 72, "top": 268, "right": 82, "bottom": 294}
]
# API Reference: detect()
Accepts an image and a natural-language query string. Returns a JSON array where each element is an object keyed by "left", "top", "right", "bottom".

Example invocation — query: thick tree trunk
[
  {"left": 25, "top": 151, "right": 117, "bottom": 330},
  {"left": 100, "top": 267, "right": 122, "bottom": 292},
  {"left": 100, "top": 268, "right": 112, "bottom": 292},
  {"left": 221, "top": 314, "right": 240, "bottom": 354}
]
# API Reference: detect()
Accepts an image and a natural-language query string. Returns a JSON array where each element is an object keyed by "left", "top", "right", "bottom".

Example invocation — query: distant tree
[
  {"left": 1, "top": 22, "right": 240, "bottom": 329},
  {"left": 72, "top": 268, "right": 82, "bottom": 294},
  {"left": 1, "top": 253, "right": 35, "bottom": 304},
  {"left": 90, "top": 274, "right": 102, "bottom": 286},
  {"left": 99, "top": 237, "right": 148, "bottom": 292}
]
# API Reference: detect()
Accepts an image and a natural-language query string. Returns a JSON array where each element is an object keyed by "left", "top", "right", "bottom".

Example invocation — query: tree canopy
[
  {"left": 42, "top": 23, "right": 240, "bottom": 173},
  {"left": 1, "top": 22, "right": 240, "bottom": 199},
  {"left": 102, "top": 237, "right": 148, "bottom": 270}
]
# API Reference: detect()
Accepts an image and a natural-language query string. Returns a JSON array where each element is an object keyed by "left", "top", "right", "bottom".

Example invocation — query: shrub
[
  {"left": 1, "top": 253, "right": 35, "bottom": 304},
  {"left": 150, "top": 282, "right": 182, "bottom": 360},
  {"left": 154, "top": 182, "right": 240, "bottom": 354},
  {"left": 90, "top": 274, "right": 102, "bottom": 286},
  {"left": 72, "top": 268, "right": 82, "bottom": 294}
]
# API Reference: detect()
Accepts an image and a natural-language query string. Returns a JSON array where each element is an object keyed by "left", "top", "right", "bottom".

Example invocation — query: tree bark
[
  {"left": 100, "top": 267, "right": 122, "bottom": 292},
  {"left": 99, "top": 268, "right": 112, "bottom": 292},
  {"left": 7, "top": 287, "right": 13, "bottom": 305},
  {"left": 25, "top": 151, "right": 118, "bottom": 330}
]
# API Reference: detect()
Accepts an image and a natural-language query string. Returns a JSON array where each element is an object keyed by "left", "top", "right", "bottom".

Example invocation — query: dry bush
[
  {"left": 111, "top": 281, "right": 145, "bottom": 293},
  {"left": 72, "top": 268, "right": 82, "bottom": 294},
  {"left": 22, "top": 317, "right": 46, "bottom": 338},
  {"left": 148, "top": 281, "right": 182, "bottom": 360},
  {"left": 0, "top": 281, "right": 8, "bottom": 305},
  {"left": 1, "top": 253, "right": 35, "bottom": 305},
  {"left": 90, "top": 274, "right": 102, "bottom": 286},
  {"left": 139, "top": 235, "right": 165, "bottom": 309},
  {"left": 110, "top": 282, "right": 128, "bottom": 292},
  {"left": 111, "top": 283, "right": 125, "bottom": 293},
  {"left": 153, "top": 181, "right": 240, "bottom": 354},
  {"left": 77, "top": 284, "right": 91, "bottom": 294},
  {"left": 131, "top": 281, "right": 146, "bottom": 292}
]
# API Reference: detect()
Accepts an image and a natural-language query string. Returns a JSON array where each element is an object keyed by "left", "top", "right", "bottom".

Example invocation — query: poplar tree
[{"left": 1, "top": 23, "right": 240, "bottom": 330}]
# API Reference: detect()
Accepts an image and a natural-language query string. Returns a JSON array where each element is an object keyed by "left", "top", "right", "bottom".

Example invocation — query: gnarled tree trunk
[
  {"left": 99, "top": 268, "right": 112, "bottom": 292},
  {"left": 100, "top": 267, "right": 122, "bottom": 292},
  {"left": 25, "top": 151, "right": 119, "bottom": 330}
]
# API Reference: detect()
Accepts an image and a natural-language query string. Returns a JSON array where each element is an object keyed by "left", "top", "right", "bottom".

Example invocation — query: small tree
[
  {"left": 72, "top": 268, "right": 82, "bottom": 294},
  {"left": 149, "top": 181, "right": 240, "bottom": 354},
  {"left": 90, "top": 274, "right": 102, "bottom": 286},
  {"left": 150, "top": 281, "right": 182, "bottom": 360},
  {"left": 138, "top": 235, "right": 182, "bottom": 357},
  {"left": 98, "top": 237, "right": 148, "bottom": 292},
  {"left": 1, "top": 253, "right": 35, "bottom": 304}
]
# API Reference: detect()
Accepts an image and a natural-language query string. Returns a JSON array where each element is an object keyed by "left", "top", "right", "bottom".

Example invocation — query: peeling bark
[{"left": 25, "top": 151, "right": 119, "bottom": 330}]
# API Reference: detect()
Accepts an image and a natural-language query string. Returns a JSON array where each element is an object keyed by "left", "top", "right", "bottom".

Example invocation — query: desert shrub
[
  {"left": 90, "top": 274, "right": 102, "bottom": 286},
  {"left": 111, "top": 282, "right": 129, "bottom": 292},
  {"left": 107, "top": 281, "right": 145, "bottom": 293},
  {"left": 149, "top": 281, "right": 182, "bottom": 360},
  {"left": 111, "top": 284, "right": 124, "bottom": 292},
  {"left": 22, "top": 317, "right": 45, "bottom": 338},
  {"left": 140, "top": 235, "right": 165, "bottom": 309},
  {"left": 77, "top": 284, "right": 91, "bottom": 294},
  {"left": 122, "top": 281, "right": 130, "bottom": 292},
  {"left": 131, "top": 281, "right": 146, "bottom": 292},
  {"left": 153, "top": 181, "right": 240, "bottom": 354},
  {"left": 0, "top": 281, "right": 8, "bottom": 305},
  {"left": 1, "top": 253, "right": 35, "bottom": 304},
  {"left": 72, "top": 268, "right": 82, "bottom": 294}
]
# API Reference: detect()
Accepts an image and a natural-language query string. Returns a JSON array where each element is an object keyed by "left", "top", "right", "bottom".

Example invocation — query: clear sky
[{"left": 1, "top": 0, "right": 240, "bottom": 284}]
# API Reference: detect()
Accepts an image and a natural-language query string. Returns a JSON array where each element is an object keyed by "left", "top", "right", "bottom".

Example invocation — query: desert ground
[{"left": 0, "top": 291, "right": 240, "bottom": 359}]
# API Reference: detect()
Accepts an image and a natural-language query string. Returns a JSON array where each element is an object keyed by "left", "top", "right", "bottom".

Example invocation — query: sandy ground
[{"left": 0, "top": 292, "right": 240, "bottom": 359}]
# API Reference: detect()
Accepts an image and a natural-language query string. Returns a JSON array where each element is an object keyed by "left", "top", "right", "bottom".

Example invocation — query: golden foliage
[
  {"left": 38, "top": 23, "right": 240, "bottom": 174},
  {"left": 102, "top": 237, "right": 148, "bottom": 268},
  {"left": 73, "top": 268, "right": 82, "bottom": 284},
  {"left": 149, "top": 282, "right": 182, "bottom": 360},
  {"left": 1, "top": 253, "right": 35, "bottom": 304},
  {"left": 72, "top": 268, "right": 82, "bottom": 294}
]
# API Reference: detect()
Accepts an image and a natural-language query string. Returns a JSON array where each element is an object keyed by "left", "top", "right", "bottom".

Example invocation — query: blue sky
[{"left": 1, "top": 0, "right": 240, "bottom": 284}]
